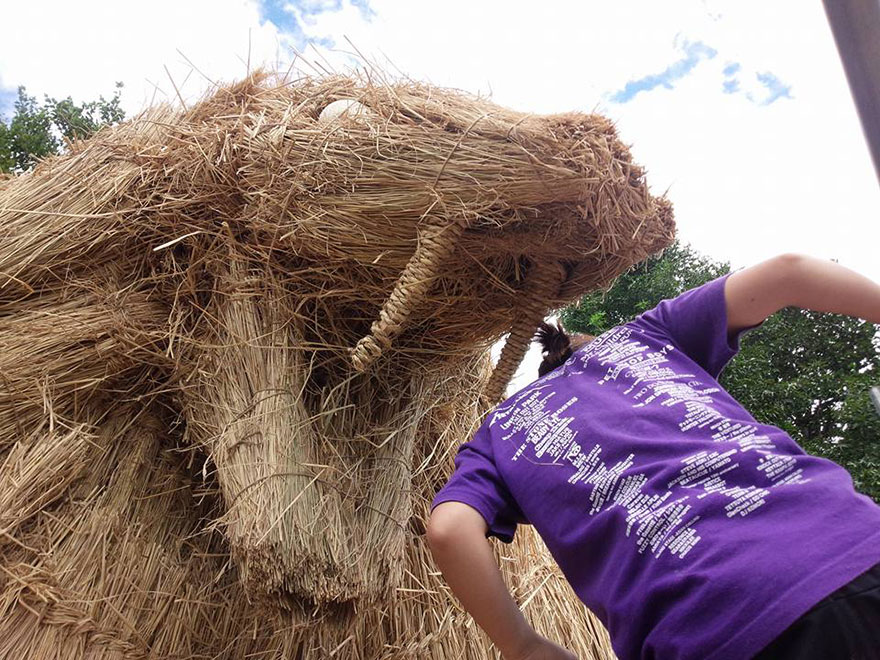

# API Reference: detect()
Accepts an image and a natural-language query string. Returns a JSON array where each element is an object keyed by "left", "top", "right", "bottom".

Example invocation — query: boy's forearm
[
  {"left": 788, "top": 255, "right": 880, "bottom": 324},
  {"left": 429, "top": 528, "right": 536, "bottom": 658}
]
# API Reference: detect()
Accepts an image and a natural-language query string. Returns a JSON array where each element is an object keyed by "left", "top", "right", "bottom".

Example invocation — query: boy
[{"left": 427, "top": 254, "right": 880, "bottom": 659}]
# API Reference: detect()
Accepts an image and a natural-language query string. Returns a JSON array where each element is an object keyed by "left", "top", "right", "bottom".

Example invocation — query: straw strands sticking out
[
  {"left": 0, "top": 284, "right": 170, "bottom": 444},
  {"left": 0, "top": 67, "right": 673, "bottom": 658},
  {"left": 0, "top": 357, "right": 612, "bottom": 659}
]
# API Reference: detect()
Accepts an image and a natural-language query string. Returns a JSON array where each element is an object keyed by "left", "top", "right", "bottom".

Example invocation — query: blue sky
[
  {"left": 609, "top": 39, "right": 791, "bottom": 107},
  {"left": 254, "top": 3, "right": 796, "bottom": 112},
  {"left": 722, "top": 63, "right": 740, "bottom": 94},
  {"left": 257, "top": 0, "right": 373, "bottom": 49},
  {"left": 756, "top": 72, "right": 792, "bottom": 105},
  {"left": 610, "top": 41, "right": 718, "bottom": 103},
  {"left": 258, "top": 0, "right": 336, "bottom": 49},
  {"left": 723, "top": 62, "right": 741, "bottom": 77},
  {"left": 0, "top": 85, "right": 16, "bottom": 120},
  {"left": 0, "top": 2, "right": 794, "bottom": 122}
]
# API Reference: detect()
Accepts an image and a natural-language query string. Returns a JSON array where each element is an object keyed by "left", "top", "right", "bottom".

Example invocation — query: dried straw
[
  {"left": 0, "top": 358, "right": 614, "bottom": 660},
  {"left": 0, "top": 67, "right": 674, "bottom": 658}
]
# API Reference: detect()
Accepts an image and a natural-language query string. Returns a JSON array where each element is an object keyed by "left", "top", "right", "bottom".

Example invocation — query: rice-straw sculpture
[{"left": 0, "top": 68, "right": 674, "bottom": 658}]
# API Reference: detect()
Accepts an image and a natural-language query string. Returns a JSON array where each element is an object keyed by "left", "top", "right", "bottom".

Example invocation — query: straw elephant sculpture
[{"left": 0, "top": 71, "right": 674, "bottom": 659}]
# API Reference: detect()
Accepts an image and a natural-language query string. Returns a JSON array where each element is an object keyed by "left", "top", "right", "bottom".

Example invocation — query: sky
[{"left": 1, "top": 0, "right": 877, "bottom": 394}]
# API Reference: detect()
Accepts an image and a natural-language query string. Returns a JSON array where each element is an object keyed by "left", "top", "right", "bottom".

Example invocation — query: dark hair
[{"left": 534, "top": 321, "right": 573, "bottom": 377}]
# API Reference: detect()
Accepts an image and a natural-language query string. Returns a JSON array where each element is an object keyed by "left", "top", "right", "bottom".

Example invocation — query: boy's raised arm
[
  {"left": 725, "top": 253, "right": 880, "bottom": 335},
  {"left": 426, "top": 502, "right": 577, "bottom": 660}
]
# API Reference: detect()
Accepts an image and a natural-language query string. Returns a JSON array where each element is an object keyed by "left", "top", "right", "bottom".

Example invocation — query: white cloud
[{"left": 0, "top": 1, "right": 283, "bottom": 114}]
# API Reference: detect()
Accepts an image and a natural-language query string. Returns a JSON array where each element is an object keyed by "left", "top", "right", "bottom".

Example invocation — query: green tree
[
  {"left": 561, "top": 241, "right": 880, "bottom": 502},
  {"left": 0, "top": 83, "right": 124, "bottom": 174},
  {"left": 561, "top": 242, "right": 730, "bottom": 335}
]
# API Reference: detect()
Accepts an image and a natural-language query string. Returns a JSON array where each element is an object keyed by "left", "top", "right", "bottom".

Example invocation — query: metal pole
[
  {"left": 822, "top": 0, "right": 880, "bottom": 186},
  {"left": 871, "top": 386, "right": 880, "bottom": 417}
]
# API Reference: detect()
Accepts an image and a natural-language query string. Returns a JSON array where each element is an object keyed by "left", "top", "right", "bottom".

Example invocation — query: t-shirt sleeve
[
  {"left": 429, "top": 427, "right": 527, "bottom": 544},
  {"left": 634, "top": 273, "right": 760, "bottom": 379}
]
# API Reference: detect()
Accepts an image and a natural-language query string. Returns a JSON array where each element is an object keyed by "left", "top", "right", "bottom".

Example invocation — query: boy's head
[{"left": 534, "top": 321, "right": 594, "bottom": 376}]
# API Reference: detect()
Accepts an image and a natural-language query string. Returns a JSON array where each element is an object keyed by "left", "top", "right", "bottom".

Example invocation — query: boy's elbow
[
  {"left": 772, "top": 252, "right": 805, "bottom": 272},
  {"left": 426, "top": 520, "right": 449, "bottom": 551},
  {"left": 426, "top": 501, "right": 486, "bottom": 549},
  {"left": 426, "top": 509, "right": 460, "bottom": 550},
  {"left": 764, "top": 253, "right": 806, "bottom": 302}
]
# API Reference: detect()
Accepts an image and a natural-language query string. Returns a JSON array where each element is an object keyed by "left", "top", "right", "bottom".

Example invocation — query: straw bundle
[
  {"left": 0, "top": 284, "right": 168, "bottom": 443},
  {"left": 0, "top": 68, "right": 673, "bottom": 658},
  {"left": 179, "top": 255, "right": 423, "bottom": 606}
]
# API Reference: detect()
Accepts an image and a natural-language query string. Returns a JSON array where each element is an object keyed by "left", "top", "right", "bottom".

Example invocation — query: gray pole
[
  {"left": 871, "top": 386, "right": 880, "bottom": 417},
  {"left": 822, "top": 0, "right": 880, "bottom": 186}
]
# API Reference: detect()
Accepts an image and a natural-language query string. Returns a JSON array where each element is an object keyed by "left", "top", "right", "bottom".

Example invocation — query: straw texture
[{"left": 0, "top": 68, "right": 673, "bottom": 658}]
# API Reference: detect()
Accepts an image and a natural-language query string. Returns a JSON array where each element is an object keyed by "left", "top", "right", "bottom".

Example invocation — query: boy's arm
[
  {"left": 725, "top": 253, "right": 880, "bottom": 335},
  {"left": 427, "top": 502, "right": 573, "bottom": 659}
]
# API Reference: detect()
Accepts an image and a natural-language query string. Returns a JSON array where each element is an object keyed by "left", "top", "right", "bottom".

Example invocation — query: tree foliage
[
  {"left": 561, "top": 242, "right": 730, "bottom": 335},
  {"left": 561, "top": 241, "right": 880, "bottom": 502},
  {"left": 0, "top": 83, "right": 124, "bottom": 174}
]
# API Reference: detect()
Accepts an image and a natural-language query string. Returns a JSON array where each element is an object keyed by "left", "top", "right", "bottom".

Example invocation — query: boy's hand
[{"left": 506, "top": 633, "right": 579, "bottom": 660}]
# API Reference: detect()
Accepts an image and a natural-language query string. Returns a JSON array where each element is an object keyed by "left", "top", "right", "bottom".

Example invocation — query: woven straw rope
[
  {"left": 350, "top": 215, "right": 469, "bottom": 372},
  {"left": 482, "top": 260, "right": 566, "bottom": 405}
]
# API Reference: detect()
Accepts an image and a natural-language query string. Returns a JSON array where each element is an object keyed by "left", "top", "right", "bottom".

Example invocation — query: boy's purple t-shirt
[{"left": 430, "top": 274, "right": 880, "bottom": 660}]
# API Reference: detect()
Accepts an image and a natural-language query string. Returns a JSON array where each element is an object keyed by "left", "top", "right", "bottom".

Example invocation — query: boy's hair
[
  {"left": 534, "top": 321, "right": 595, "bottom": 376},
  {"left": 534, "top": 321, "right": 573, "bottom": 376}
]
